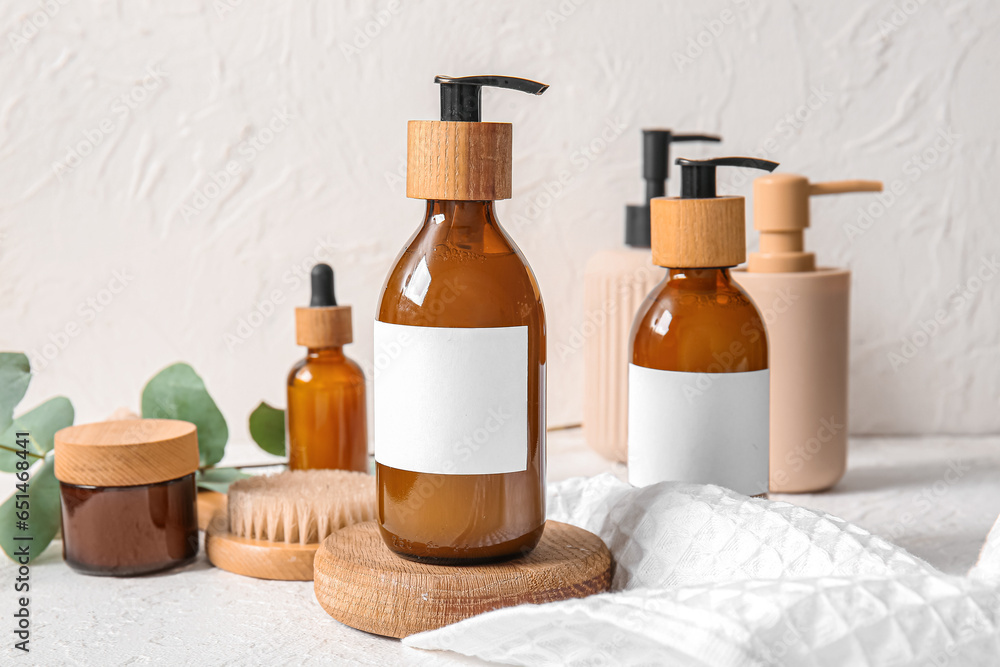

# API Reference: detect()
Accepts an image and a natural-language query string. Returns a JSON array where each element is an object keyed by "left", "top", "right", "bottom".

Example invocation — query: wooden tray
[{"left": 313, "top": 520, "right": 612, "bottom": 638}]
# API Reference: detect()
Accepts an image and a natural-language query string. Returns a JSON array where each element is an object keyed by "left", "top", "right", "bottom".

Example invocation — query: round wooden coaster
[
  {"left": 313, "top": 520, "right": 612, "bottom": 638},
  {"left": 205, "top": 512, "right": 318, "bottom": 581}
]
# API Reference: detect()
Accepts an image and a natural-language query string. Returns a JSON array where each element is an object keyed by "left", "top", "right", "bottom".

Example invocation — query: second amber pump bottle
[
  {"left": 375, "top": 75, "right": 547, "bottom": 563},
  {"left": 629, "top": 157, "right": 777, "bottom": 496}
]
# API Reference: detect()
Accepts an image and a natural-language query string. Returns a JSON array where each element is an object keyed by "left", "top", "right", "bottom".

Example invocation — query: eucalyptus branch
[
  {"left": 0, "top": 443, "right": 44, "bottom": 460},
  {"left": 199, "top": 461, "right": 287, "bottom": 472}
]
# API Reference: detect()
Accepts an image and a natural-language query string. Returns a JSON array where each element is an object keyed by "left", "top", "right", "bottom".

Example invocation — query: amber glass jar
[
  {"left": 375, "top": 199, "right": 546, "bottom": 564},
  {"left": 54, "top": 419, "right": 200, "bottom": 576},
  {"left": 287, "top": 346, "right": 368, "bottom": 472}
]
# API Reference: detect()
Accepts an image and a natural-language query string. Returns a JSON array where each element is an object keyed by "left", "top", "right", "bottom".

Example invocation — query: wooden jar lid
[
  {"left": 406, "top": 120, "right": 512, "bottom": 201},
  {"left": 651, "top": 196, "right": 746, "bottom": 268},
  {"left": 54, "top": 419, "right": 199, "bottom": 487},
  {"left": 295, "top": 306, "right": 352, "bottom": 348},
  {"left": 313, "top": 520, "right": 613, "bottom": 638}
]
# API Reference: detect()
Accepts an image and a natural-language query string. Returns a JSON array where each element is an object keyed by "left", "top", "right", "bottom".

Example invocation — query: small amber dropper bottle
[
  {"left": 287, "top": 264, "right": 367, "bottom": 472},
  {"left": 629, "top": 156, "right": 778, "bottom": 497},
  {"left": 375, "top": 75, "right": 548, "bottom": 564}
]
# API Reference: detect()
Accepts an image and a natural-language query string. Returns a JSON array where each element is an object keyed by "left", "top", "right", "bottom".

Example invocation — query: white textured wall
[{"left": 1, "top": 0, "right": 997, "bottom": 442}]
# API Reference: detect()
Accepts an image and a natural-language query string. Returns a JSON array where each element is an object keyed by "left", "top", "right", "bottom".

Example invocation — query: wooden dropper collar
[
  {"left": 749, "top": 174, "right": 883, "bottom": 273},
  {"left": 296, "top": 264, "right": 352, "bottom": 348}
]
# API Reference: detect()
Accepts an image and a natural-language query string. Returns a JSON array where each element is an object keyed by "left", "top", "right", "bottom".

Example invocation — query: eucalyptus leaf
[
  {"left": 0, "top": 439, "right": 43, "bottom": 474},
  {"left": 0, "top": 459, "right": 61, "bottom": 563},
  {"left": 0, "top": 353, "right": 31, "bottom": 433},
  {"left": 0, "top": 396, "right": 74, "bottom": 455},
  {"left": 141, "top": 363, "right": 228, "bottom": 467},
  {"left": 196, "top": 467, "right": 250, "bottom": 494},
  {"left": 249, "top": 402, "right": 286, "bottom": 457}
]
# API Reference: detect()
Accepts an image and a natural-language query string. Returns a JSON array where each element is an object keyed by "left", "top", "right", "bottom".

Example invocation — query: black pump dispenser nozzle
[
  {"left": 676, "top": 156, "right": 779, "bottom": 198},
  {"left": 309, "top": 263, "right": 337, "bottom": 307},
  {"left": 625, "top": 130, "right": 722, "bottom": 247},
  {"left": 434, "top": 75, "right": 549, "bottom": 122}
]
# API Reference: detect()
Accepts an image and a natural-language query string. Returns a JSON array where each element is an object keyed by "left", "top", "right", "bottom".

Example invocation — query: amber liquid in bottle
[
  {"left": 631, "top": 267, "right": 768, "bottom": 496},
  {"left": 376, "top": 200, "right": 546, "bottom": 564},
  {"left": 287, "top": 346, "right": 368, "bottom": 472},
  {"left": 632, "top": 268, "right": 768, "bottom": 372}
]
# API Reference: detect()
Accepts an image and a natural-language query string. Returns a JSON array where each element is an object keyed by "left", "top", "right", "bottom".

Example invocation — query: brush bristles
[{"left": 227, "top": 469, "right": 376, "bottom": 545}]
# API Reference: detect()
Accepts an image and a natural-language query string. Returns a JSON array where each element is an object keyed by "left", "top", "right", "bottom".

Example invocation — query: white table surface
[{"left": 4, "top": 432, "right": 1000, "bottom": 665}]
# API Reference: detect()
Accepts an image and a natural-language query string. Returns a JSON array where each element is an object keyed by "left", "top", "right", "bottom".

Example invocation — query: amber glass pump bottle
[
  {"left": 375, "top": 75, "right": 548, "bottom": 564},
  {"left": 629, "top": 157, "right": 778, "bottom": 497},
  {"left": 287, "top": 264, "right": 367, "bottom": 472}
]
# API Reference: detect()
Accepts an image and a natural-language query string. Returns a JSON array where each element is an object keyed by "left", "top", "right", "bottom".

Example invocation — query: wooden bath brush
[{"left": 206, "top": 469, "right": 375, "bottom": 581}]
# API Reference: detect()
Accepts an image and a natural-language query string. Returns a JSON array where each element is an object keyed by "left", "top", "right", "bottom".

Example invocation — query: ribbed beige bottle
[
  {"left": 583, "top": 249, "right": 662, "bottom": 462},
  {"left": 732, "top": 174, "right": 882, "bottom": 493},
  {"left": 581, "top": 130, "right": 719, "bottom": 462}
]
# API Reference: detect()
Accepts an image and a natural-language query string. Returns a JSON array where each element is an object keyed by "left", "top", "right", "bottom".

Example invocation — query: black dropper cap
[
  {"left": 435, "top": 75, "right": 549, "bottom": 122},
  {"left": 624, "top": 130, "right": 721, "bottom": 247},
  {"left": 676, "top": 156, "right": 779, "bottom": 198},
  {"left": 309, "top": 263, "right": 337, "bottom": 307}
]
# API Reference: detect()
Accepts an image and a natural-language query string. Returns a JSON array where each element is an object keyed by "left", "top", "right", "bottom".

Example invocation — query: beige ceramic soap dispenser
[{"left": 732, "top": 173, "right": 882, "bottom": 493}]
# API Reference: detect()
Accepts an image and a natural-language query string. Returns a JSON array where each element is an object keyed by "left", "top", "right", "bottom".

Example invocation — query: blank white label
[
  {"left": 374, "top": 321, "right": 529, "bottom": 475},
  {"left": 628, "top": 365, "right": 769, "bottom": 496}
]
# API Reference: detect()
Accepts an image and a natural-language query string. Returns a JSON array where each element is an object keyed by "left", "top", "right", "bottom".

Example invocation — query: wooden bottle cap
[
  {"left": 650, "top": 196, "right": 746, "bottom": 268},
  {"left": 295, "top": 306, "right": 352, "bottom": 348},
  {"left": 313, "top": 520, "right": 613, "bottom": 638},
  {"left": 54, "top": 419, "right": 199, "bottom": 487},
  {"left": 406, "top": 120, "right": 512, "bottom": 201}
]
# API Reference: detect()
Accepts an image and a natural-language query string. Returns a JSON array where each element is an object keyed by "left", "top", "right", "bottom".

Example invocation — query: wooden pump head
[
  {"left": 749, "top": 174, "right": 883, "bottom": 273},
  {"left": 651, "top": 156, "right": 779, "bottom": 268},
  {"left": 406, "top": 75, "right": 548, "bottom": 201}
]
